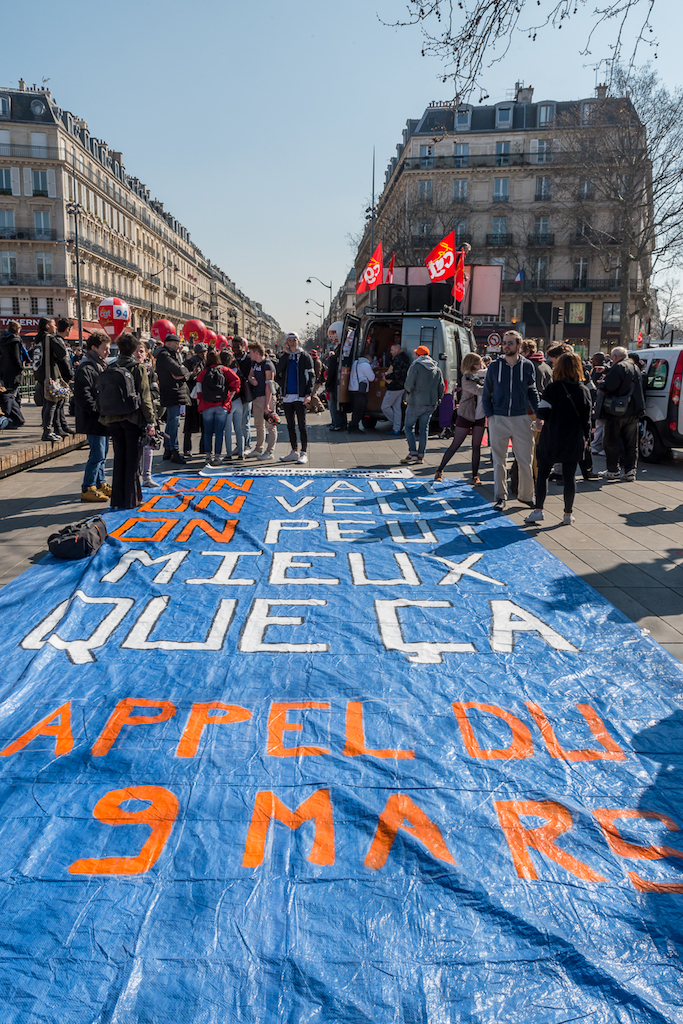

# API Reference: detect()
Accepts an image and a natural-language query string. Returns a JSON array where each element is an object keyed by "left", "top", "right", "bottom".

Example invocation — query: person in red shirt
[{"left": 195, "top": 350, "right": 240, "bottom": 467}]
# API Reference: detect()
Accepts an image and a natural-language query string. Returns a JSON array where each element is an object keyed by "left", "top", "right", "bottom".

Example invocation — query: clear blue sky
[{"left": 3, "top": 0, "right": 681, "bottom": 333}]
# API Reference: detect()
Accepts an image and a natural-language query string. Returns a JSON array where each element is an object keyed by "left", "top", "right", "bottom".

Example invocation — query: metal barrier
[{"left": 18, "top": 369, "right": 36, "bottom": 401}]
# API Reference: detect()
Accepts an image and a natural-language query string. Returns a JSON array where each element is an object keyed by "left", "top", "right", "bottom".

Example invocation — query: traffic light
[{"left": 552, "top": 306, "right": 564, "bottom": 326}]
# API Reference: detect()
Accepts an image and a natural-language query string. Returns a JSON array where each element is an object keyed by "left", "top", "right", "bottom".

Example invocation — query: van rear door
[{"left": 337, "top": 313, "right": 361, "bottom": 406}]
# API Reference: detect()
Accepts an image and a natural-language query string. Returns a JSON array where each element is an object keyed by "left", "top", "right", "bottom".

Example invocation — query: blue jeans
[
  {"left": 83, "top": 434, "right": 109, "bottom": 488},
  {"left": 202, "top": 405, "right": 228, "bottom": 457},
  {"left": 241, "top": 400, "right": 252, "bottom": 448},
  {"left": 166, "top": 404, "right": 181, "bottom": 452},
  {"left": 404, "top": 404, "right": 433, "bottom": 456},
  {"left": 225, "top": 397, "right": 244, "bottom": 456}
]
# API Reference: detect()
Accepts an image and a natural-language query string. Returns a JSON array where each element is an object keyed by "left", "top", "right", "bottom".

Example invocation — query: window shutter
[
  {"left": 10, "top": 167, "right": 21, "bottom": 196},
  {"left": 47, "top": 168, "right": 57, "bottom": 198},
  {"left": 23, "top": 167, "right": 33, "bottom": 196}
]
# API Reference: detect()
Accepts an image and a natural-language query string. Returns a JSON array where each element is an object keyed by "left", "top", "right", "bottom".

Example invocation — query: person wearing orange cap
[{"left": 400, "top": 345, "right": 444, "bottom": 464}]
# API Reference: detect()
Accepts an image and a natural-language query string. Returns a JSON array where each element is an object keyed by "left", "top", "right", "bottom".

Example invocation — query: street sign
[{"left": 487, "top": 331, "right": 501, "bottom": 350}]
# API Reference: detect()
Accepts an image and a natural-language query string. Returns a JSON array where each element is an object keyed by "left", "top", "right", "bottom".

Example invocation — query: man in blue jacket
[{"left": 482, "top": 330, "right": 539, "bottom": 511}]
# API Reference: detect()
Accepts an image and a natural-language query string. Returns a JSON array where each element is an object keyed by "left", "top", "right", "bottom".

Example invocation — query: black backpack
[
  {"left": 48, "top": 517, "right": 107, "bottom": 560},
  {"left": 202, "top": 366, "right": 228, "bottom": 404},
  {"left": 96, "top": 364, "right": 141, "bottom": 417}
]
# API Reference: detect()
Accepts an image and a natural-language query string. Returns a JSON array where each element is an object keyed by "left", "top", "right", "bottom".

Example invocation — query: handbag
[
  {"left": 601, "top": 380, "right": 635, "bottom": 417},
  {"left": 45, "top": 377, "right": 71, "bottom": 402},
  {"left": 48, "top": 517, "right": 107, "bottom": 560}
]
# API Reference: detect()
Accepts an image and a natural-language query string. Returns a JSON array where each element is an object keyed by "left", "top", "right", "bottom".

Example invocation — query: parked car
[{"left": 629, "top": 346, "right": 683, "bottom": 461}]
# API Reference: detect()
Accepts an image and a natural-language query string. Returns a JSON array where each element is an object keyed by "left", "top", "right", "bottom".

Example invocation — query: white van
[{"left": 630, "top": 346, "right": 683, "bottom": 461}]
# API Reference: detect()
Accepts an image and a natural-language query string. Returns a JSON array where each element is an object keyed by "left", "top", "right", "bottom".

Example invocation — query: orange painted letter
[
  {"left": 69, "top": 785, "right": 179, "bottom": 875},
  {"left": 0, "top": 703, "right": 73, "bottom": 758},
  {"left": 526, "top": 702, "right": 625, "bottom": 761},
  {"left": 138, "top": 494, "right": 193, "bottom": 513},
  {"left": 343, "top": 701, "right": 414, "bottom": 759},
  {"left": 195, "top": 494, "right": 247, "bottom": 514},
  {"left": 242, "top": 789, "right": 335, "bottom": 867},
  {"left": 175, "top": 518, "right": 238, "bottom": 543},
  {"left": 364, "top": 793, "right": 456, "bottom": 869},
  {"left": 176, "top": 702, "right": 252, "bottom": 758},
  {"left": 109, "top": 517, "right": 178, "bottom": 542},
  {"left": 452, "top": 702, "right": 533, "bottom": 759},
  {"left": 267, "top": 701, "right": 330, "bottom": 757},
  {"left": 593, "top": 808, "right": 683, "bottom": 893},
  {"left": 496, "top": 799, "right": 605, "bottom": 882},
  {"left": 91, "top": 698, "right": 176, "bottom": 757}
]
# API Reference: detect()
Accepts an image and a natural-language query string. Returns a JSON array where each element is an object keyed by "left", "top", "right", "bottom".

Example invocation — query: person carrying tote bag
[{"left": 33, "top": 317, "right": 72, "bottom": 441}]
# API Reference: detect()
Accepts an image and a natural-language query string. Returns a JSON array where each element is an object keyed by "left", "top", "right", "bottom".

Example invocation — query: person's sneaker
[
  {"left": 358, "top": 422, "right": 365, "bottom": 432},
  {"left": 623, "top": 470, "right": 637, "bottom": 482},
  {"left": 563, "top": 513, "right": 576, "bottom": 525},
  {"left": 297, "top": 452, "right": 309, "bottom": 464},
  {"left": 81, "top": 486, "right": 108, "bottom": 503},
  {"left": 41, "top": 432, "right": 61, "bottom": 443},
  {"left": 280, "top": 450, "right": 300, "bottom": 463},
  {"left": 162, "top": 449, "right": 172, "bottom": 461},
  {"left": 170, "top": 451, "right": 187, "bottom": 465},
  {"left": 598, "top": 470, "right": 620, "bottom": 480},
  {"left": 415, "top": 455, "right": 424, "bottom": 463},
  {"left": 258, "top": 451, "right": 275, "bottom": 461},
  {"left": 386, "top": 430, "right": 402, "bottom": 436},
  {"left": 400, "top": 453, "right": 419, "bottom": 464},
  {"left": 494, "top": 499, "right": 506, "bottom": 511},
  {"left": 582, "top": 472, "right": 600, "bottom": 481},
  {"left": 99, "top": 482, "right": 112, "bottom": 497},
  {"left": 524, "top": 509, "right": 545, "bottom": 523},
  {"left": 518, "top": 499, "right": 535, "bottom": 508},
  {"left": 245, "top": 449, "right": 263, "bottom": 459},
  {"left": 141, "top": 477, "right": 160, "bottom": 488}
]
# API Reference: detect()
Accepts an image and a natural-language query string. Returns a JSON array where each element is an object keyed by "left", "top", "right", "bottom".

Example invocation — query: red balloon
[
  {"left": 151, "top": 319, "right": 176, "bottom": 344},
  {"left": 216, "top": 334, "right": 228, "bottom": 350},
  {"left": 205, "top": 329, "right": 217, "bottom": 347},
  {"left": 97, "top": 297, "right": 131, "bottom": 339},
  {"left": 181, "top": 319, "right": 207, "bottom": 345}
]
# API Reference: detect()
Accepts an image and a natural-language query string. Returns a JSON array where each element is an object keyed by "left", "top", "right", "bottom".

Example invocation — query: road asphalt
[{"left": 3, "top": 409, "right": 683, "bottom": 663}]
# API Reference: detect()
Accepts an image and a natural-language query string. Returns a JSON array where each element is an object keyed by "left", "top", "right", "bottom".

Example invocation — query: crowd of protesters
[{"left": 0, "top": 314, "right": 651, "bottom": 522}]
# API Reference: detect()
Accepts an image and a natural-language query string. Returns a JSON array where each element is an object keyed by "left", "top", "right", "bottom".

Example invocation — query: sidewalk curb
[{"left": 0, "top": 434, "right": 88, "bottom": 480}]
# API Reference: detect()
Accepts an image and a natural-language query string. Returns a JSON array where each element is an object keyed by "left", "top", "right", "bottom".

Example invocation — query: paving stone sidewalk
[{"left": 2, "top": 410, "right": 683, "bottom": 662}]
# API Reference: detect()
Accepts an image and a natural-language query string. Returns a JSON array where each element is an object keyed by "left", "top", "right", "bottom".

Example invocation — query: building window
[
  {"left": 567, "top": 301, "right": 589, "bottom": 324},
  {"left": 493, "top": 178, "right": 509, "bottom": 202},
  {"left": 538, "top": 104, "right": 554, "bottom": 127},
  {"left": 495, "top": 142, "right": 510, "bottom": 167},
  {"left": 0, "top": 251, "right": 17, "bottom": 282},
  {"left": 34, "top": 211, "right": 50, "bottom": 238},
  {"left": 535, "top": 176, "right": 551, "bottom": 201},
  {"left": 578, "top": 179, "right": 595, "bottom": 200},
  {"left": 417, "top": 220, "right": 432, "bottom": 236},
  {"left": 0, "top": 97, "right": 9, "bottom": 117},
  {"left": 418, "top": 180, "right": 433, "bottom": 203},
  {"left": 36, "top": 252, "right": 52, "bottom": 281},
  {"left": 531, "top": 256, "right": 548, "bottom": 286},
  {"left": 419, "top": 145, "right": 433, "bottom": 169},
  {"left": 0, "top": 168, "right": 11, "bottom": 195},
  {"left": 496, "top": 106, "right": 512, "bottom": 127},
  {"left": 603, "top": 302, "right": 621, "bottom": 323},
  {"left": 536, "top": 140, "right": 552, "bottom": 164},
  {"left": 574, "top": 257, "right": 589, "bottom": 288},
  {"left": 582, "top": 102, "right": 597, "bottom": 125},
  {"left": 456, "top": 108, "right": 471, "bottom": 129},
  {"left": 454, "top": 143, "right": 469, "bottom": 168},
  {"left": 453, "top": 179, "right": 468, "bottom": 203},
  {"left": 453, "top": 217, "right": 467, "bottom": 243},
  {"left": 46, "top": 297, "right": 53, "bottom": 315},
  {"left": 610, "top": 258, "right": 621, "bottom": 286},
  {"left": 0, "top": 297, "right": 19, "bottom": 314},
  {"left": 576, "top": 217, "right": 591, "bottom": 240},
  {"left": 534, "top": 216, "right": 549, "bottom": 242},
  {"left": 0, "top": 209, "right": 14, "bottom": 237},
  {"left": 33, "top": 170, "right": 48, "bottom": 196},
  {"left": 492, "top": 216, "right": 508, "bottom": 235},
  {"left": 30, "top": 297, "right": 38, "bottom": 314}
]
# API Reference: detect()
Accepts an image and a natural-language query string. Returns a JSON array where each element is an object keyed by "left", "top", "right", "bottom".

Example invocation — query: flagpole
[{"left": 370, "top": 146, "right": 376, "bottom": 310}]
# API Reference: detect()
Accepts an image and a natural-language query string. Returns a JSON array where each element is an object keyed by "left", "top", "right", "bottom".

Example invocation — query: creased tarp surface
[{"left": 0, "top": 471, "right": 681, "bottom": 1023}]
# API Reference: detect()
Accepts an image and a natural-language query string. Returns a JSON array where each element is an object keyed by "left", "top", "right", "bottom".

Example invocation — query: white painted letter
[
  {"left": 264, "top": 520, "right": 319, "bottom": 544},
  {"left": 375, "top": 599, "right": 476, "bottom": 664},
  {"left": 433, "top": 554, "right": 504, "bottom": 587},
  {"left": 489, "top": 599, "right": 579, "bottom": 654},
  {"left": 121, "top": 596, "right": 237, "bottom": 651},
  {"left": 348, "top": 552, "right": 421, "bottom": 586},
  {"left": 269, "top": 552, "right": 339, "bottom": 585},
  {"left": 101, "top": 549, "right": 190, "bottom": 584},
  {"left": 240, "top": 599, "right": 329, "bottom": 653},
  {"left": 186, "top": 551, "right": 262, "bottom": 585},
  {"left": 325, "top": 520, "right": 378, "bottom": 542}
]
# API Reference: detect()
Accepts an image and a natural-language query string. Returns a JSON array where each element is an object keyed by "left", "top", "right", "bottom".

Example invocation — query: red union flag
[
  {"left": 425, "top": 231, "right": 455, "bottom": 282},
  {"left": 356, "top": 242, "right": 383, "bottom": 293},
  {"left": 454, "top": 249, "right": 466, "bottom": 302}
]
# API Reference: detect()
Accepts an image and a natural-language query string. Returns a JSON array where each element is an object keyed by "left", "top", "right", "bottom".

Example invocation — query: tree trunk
[{"left": 619, "top": 248, "right": 631, "bottom": 349}]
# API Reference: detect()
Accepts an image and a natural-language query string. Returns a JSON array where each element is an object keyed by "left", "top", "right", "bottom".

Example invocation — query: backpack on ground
[
  {"left": 48, "top": 517, "right": 107, "bottom": 560},
  {"left": 96, "top": 364, "right": 141, "bottom": 417},
  {"left": 202, "top": 366, "right": 228, "bottom": 404}
]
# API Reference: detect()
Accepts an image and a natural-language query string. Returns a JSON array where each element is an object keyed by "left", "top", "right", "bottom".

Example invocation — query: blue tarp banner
[{"left": 0, "top": 469, "right": 681, "bottom": 1023}]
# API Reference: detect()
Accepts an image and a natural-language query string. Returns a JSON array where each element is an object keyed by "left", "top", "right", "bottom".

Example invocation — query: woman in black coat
[
  {"left": 525, "top": 352, "right": 592, "bottom": 527},
  {"left": 33, "top": 317, "right": 72, "bottom": 441}
]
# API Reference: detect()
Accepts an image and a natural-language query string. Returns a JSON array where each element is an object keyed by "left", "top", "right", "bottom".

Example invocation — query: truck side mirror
[{"left": 438, "top": 353, "right": 447, "bottom": 360}]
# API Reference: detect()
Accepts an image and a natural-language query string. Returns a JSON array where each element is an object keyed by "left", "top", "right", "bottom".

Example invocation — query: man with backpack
[
  {"left": 597, "top": 346, "right": 645, "bottom": 481},
  {"left": 74, "top": 331, "right": 111, "bottom": 502},
  {"left": 155, "top": 331, "right": 191, "bottom": 464}
]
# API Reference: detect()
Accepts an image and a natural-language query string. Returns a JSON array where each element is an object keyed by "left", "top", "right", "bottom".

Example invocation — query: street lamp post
[
  {"left": 66, "top": 200, "right": 84, "bottom": 344},
  {"left": 306, "top": 275, "right": 332, "bottom": 310},
  {"left": 305, "top": 297, "right": 325, "bottom": 324}
]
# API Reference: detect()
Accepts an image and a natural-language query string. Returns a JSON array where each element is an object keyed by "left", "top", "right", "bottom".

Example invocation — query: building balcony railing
[
  {"left": 144, "top": 272, "right": 161, "bottom": 288},
  {"left": 0, "top": 227, "right": 59, "bottom": 241},
  {"left": 492, "top": 194, "right": 509, "bottom": 203},
  {"left": 527, "top": 233, "right": 555, "bottom": 247},
  {"left": 502, "top": 278, "right": 637, "bottom": 293},
  {"left": 165, "top": 283, "right": 178, "bottom": 294},
  {"left": 534, "top": 193, "right": 551, "bottom": 202},
  {"left": 69, "top": 234, "right": 140, "bottom": 275},
  {"left": 404, "top": 153, "right": 545, "bottom": 171},
  {"left": 0, "top": 144, "right": 60, "bottom": 160},
  {"left": 486, "top": 233, "right": 514, "bottom": 247},
  {"left": 0, "top": 275, "right": 69, "bottom": 287}
]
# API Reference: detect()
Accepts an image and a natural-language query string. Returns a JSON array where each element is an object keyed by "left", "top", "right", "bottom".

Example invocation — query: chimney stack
[{"left": 595, "top": 83, "right": 608, "bottom": 100}]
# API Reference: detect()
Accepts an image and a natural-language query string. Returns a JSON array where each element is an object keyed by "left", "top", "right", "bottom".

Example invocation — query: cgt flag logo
[
  {"left": 356, "top": 242, "right": 383, "bottom": 294},
  {"left": 425, "top": 231, "right": 455, "bottom": 282}
]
